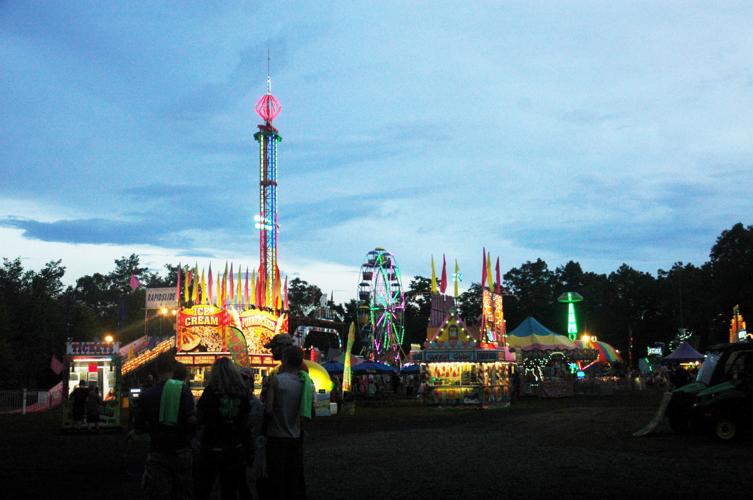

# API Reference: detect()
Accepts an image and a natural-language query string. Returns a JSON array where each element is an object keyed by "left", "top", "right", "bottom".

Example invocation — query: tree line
[{"left": 1, "top": 223, "right": 751, "bottom": 389}]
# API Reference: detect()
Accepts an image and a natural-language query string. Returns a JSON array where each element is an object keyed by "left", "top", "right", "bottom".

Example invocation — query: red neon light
[{"left": 255, "top": 93, "right": 282, "bottom": 123}]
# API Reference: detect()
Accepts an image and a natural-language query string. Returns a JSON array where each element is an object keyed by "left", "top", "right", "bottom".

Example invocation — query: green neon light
[{"left": 567, "top": 302, "right": 578, "bottom": 341}]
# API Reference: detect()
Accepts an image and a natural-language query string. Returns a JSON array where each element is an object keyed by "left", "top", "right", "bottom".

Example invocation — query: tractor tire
[{"left": 713, "top": 416, "right": 739, "bottom": 441}]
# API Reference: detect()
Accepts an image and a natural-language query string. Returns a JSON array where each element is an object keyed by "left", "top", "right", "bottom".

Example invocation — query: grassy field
[{"left": 2, "top": 390, "right": 751, "bottom": 499}]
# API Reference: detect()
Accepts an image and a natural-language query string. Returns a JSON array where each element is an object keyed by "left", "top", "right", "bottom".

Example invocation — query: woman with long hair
[{"left": 195, "top": 357, "right": 251, "bottom": 500}]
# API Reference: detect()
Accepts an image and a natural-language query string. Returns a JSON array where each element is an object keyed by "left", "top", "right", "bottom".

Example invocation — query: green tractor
[{"left": 664, "top": 343, "right": 753, "bottom": 440}]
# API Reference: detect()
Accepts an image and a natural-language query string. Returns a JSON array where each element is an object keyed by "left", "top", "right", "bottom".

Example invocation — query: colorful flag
[
  {"left": 480, "top": 248, "right": 487, "bottom": 338},
  {"left": 440, "top": 254, "right": 447, "bottom": 294},
  {"left": 207, "top": 263, "right": 213, "bottom": 305},
  {"left": 454, "top": 259, "right": 459, "bottom": 298},
  {"left": 430, "top": 255, "right": 437, "bottom": 295},
  {"left": 192, "top": 263, "right": 199, "bottom": 303},
  {"left": 175, "top": 262, "right": 181, "bottom": 303},
  {"left": 200, "top": 269, "right": 206, "bottom": 304},
  {"left": 273, "top": 265, "right": 281, "bottom": 310},
  {"left": 236, "top": 267, "right": 242, "bottom": 308},
  {"left": 229, "top": 263, "right": 235, "bottom": 304},
  {"left": 487, "top": 252, "right": 494, "bottom": 294},
  {"left": 343, "top": 321, "right": 356, "bottom": 394},
  {"left": 250, "top": 270, "right": 256, "bottom": 307},
  {"left": 283, "top": 276, "right": 289, "bottom": 310},
  {"left": 186, "top": 269, "right": 193, "bottom": 303},
  {"left": 244, "top": 268, "right": 249, "bottom": 308},
  {"left": 481, "top": 248, "right": 487, "bottom": 290},
  {"left": 495, "top": 257, "right": 501, "bottom": 295},
  {"left": 216, "top": 271, "right": 221, "bottom": 306},
  {"left": 129, "top": 274, "right": 140, "bottom": 291},
  {"left": 221, "top": 262, "right": 228, "bottom": 306},
  {"left": 50, "top": 354, "right": 64, "bottom": 375},
  {"left": 257, "top": 265, "right": 265, "bottom": 308}
]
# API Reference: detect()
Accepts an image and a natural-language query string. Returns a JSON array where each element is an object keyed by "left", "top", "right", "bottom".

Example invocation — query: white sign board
[{"left": 145, "top": 287, "right": 179, "bottom": 310}]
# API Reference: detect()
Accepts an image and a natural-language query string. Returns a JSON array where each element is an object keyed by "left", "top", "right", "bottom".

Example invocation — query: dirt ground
[{"left": 2, "top": 389, "right": 752, "bottom": 499}]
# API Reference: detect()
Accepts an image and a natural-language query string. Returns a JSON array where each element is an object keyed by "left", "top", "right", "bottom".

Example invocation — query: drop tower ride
[{"left": 254, "top": 72, "right": 282, "bottom": 308}]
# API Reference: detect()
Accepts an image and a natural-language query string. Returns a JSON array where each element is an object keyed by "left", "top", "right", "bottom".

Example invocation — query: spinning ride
[{"left": 357, "top": 248, "right": 406, "bottom": 362}]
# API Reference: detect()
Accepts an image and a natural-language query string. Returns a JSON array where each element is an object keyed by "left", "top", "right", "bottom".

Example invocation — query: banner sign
[
  {"left": 67, "top": 341, "right": 120, "bottom": 356},
  {"left": 177, "top": 306, "right": 228, "bottom": 352},
  {"left": 145, "top": 287, "right": 179, "bottom": 310},
  {"left": 482, "top": 290, "right": 506, "bottom": 344},
  {"left": 239, "top": 310, "right": 285, "bottom": 354},
  {"left": 413, "top": 349, "right": 506, "bottom": 363},
  {"left": 176, "top": 353, "right": 230, "bottom": 365}
]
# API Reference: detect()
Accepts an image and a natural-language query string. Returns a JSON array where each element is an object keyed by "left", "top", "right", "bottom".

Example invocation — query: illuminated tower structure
[
  {"left": 254, "top": 73, "right": 282, "bottom": 308},
  {"left": 558, "top": 292, "right": 583, "bottom": 341}
]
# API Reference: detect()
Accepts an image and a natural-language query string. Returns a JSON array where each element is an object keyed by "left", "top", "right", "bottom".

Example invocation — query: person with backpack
[
  {"left": 258, "top": 345, "right": 314, "bottom": 500},
  {"left": 195, "top": 357, "right": 251, "bottom": 500},
  {"left": 136, "top": 355, "right": 196, "bottom": 500}
]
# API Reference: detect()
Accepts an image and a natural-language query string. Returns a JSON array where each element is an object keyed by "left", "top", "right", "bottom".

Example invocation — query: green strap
[
  {"left": 298, "top": 371, "right": 314, "bottom": 419},
  {"left": 159, "top": 379, "right": 184, "bottom": 425}
]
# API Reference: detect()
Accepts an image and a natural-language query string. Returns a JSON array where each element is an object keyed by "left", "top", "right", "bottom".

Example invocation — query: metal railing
[{"left": 0, "top": 382, "right": 63, "bottom": 414}]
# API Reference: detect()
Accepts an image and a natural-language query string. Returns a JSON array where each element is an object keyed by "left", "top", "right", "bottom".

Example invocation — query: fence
[{"left": 0, "top": 382, "right": 63, "bottom": 415}]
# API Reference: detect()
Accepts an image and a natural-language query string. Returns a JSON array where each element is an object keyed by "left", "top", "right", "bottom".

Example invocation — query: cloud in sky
[{"left": 2, "top": 2, "right": 753, "bottom": 298}]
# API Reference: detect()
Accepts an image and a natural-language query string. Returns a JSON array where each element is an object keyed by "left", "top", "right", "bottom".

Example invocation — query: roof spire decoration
[{"left": 255, "top": 49, "right": 282, "bottom": 124}]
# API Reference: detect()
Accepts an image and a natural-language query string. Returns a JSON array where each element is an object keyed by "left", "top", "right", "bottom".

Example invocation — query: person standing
[
  {"left": 259, "top": 345, "right": 313, "bottom": 500},
  {"left": 70, "top": 380, "right": 89, "bottom": 426},
  {"left": 86, "top": 384, "right": 101, "bottom": 430},
  {"left": 195, "top": 357, "right": 251, "bottom": 500},
  {"left": 137, "top": 355, "right": 196, "bottom": 500}
]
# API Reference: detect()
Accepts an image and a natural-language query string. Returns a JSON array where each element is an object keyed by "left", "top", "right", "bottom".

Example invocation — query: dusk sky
[{"left": 2, "top": 2, "right": 753, "bottom": 301}]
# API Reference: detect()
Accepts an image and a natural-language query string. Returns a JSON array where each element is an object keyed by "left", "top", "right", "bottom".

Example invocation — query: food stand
[
  {"left": 62, "top": 340, "right": 122, "bottom": 430},
  {"left": 176, "top": 304, "right": 284, "bottom": 397},
  {"left": 412, "top": 312, "right": 516, "bottom": 407}
]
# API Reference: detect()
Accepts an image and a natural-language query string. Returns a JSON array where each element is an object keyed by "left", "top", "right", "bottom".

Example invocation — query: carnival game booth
[
  {"left": 572, "top": 338, "right": 626, "bottom": 395},
  {"left": 663, "top": 341, "right": 705, "bottom": 374},
  {"left": 412, "top": 313, "right": 515, "bottom": 407},
  {"left": 507, "top": 317, "right": 582, "bottom": 398},
  {"left": 62, "top": 340, "right": 122, "bottom": 431}
]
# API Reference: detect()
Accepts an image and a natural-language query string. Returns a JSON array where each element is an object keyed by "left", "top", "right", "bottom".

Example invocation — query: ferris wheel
[{"left": 357, "top": 248, "right": 406, "bottom": 362}]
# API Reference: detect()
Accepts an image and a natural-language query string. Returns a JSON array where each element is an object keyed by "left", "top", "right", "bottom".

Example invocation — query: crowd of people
[
  {"left": 70, "top": 380, "right": 114, "bottom": 430},
  {"left": 135, "top": 333, "right": 313, "bottom": 500}
]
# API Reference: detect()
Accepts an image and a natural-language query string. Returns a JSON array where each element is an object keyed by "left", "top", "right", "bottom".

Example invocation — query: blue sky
[{"left": 2, "top": 2, "right": 753, "bottom": 300}]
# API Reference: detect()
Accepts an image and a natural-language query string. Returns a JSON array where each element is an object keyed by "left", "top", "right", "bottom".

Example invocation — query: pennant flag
[
  {"left": 495, "top": 257, "right": 501, "bottom": 295},
  {"left": 430, "top": 255, "right": 438, "bottom": 295},
  {"left": 129, "top": 274, "right": 140, "bottom": 291},
  {"left": 440, "top": 254, "right": 448, "bottom": 294},
  {"left": 487, "top": 252, "right": 494, "bottom": 294},
  {"left": 454, "top": 259, "right": 459, "bottom": 298},
  {"left": 343, "top": 321, "right": 356, "bottom": 394},
  {"left": 250, "top": 270, "right": 256, "bottom": 307},
  {"left": 284, "top": 276, "right": 289, "bottom": 310},
  {"left": 236, "top": 267, "right": 242, "bottom": 308},
  {"left": 273, "top": 265, "right": 281, "bottom": 311},
  {"left": 481, "top": 248, "right": 487, "bottom": 290},
  {"left": 200, "top": 268, "right": 206, "bottom": 305},
  {"left": 191, "top": 263, "right": 199, "bottom": 304},
  {"left": 221, "top": 262, "right": 228, "bottom": 306},
  {"left": 50, "top": 354, "right": 64, "bottom": 375},
  {"left": 216, "top": 271, "right": 221, "bottom": 306},
  {"left": 175, "top": 262, "right": 181, "bottom": 303},
  {"left": 207, "top": 264, "right": 213, "bottom": 306},
  {"left": 186, "top": 269, "right": 193, "bottom": 303},
  {"left": 244, "top": 267, "right": 249, "bottom": 308},
  {"left": 229, "top": 263, "right": 235, "bottom": 304}
]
